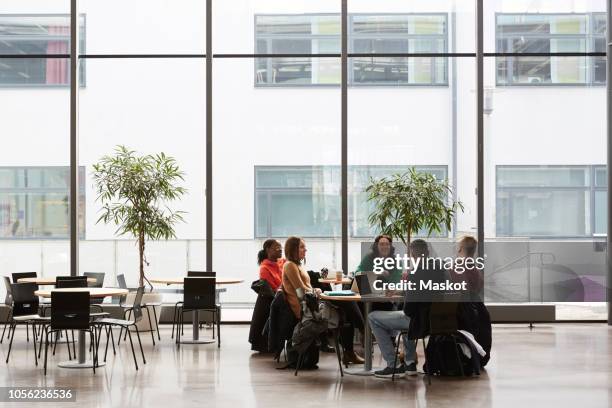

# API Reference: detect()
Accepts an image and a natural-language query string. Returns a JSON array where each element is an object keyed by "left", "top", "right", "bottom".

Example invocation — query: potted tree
[
  {"left": 93, "top": 145, "right": 187, "bottom": 331},
  {"left": 365, "top": 167, "right": 463, "bottom": 257}
]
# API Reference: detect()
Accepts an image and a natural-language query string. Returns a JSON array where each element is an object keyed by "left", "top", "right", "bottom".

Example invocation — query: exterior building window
[
  {"left": 496, "top": 13, "right": 606, "bottom": 86},
  {"left": 254, "top": 13, "right": 448, "bottom": 87},
  {"left": 0, "top": 167, "right": 85, "bottom": 239},
  {"left": 0, "top": 14, "right": 86, "bottom": 86},
  {"left": 496, "top": 165, "right": 606, "bottom": 237},
  {"left": 255, "top": 165, "right": 447, "bottom": 238}
]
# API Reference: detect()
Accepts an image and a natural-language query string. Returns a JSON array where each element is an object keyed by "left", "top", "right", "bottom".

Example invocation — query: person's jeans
[{"left": 368, "top": 310, "right": 416, "bottom": 368}]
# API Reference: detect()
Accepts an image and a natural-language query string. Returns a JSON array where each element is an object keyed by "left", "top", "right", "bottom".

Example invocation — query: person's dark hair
[
  {"left": 409, "top": 239, "right": 429, "bottom": 258},
  {"left": 284, "top": 236, "right": 304, "bottom": 265},
  {"left": 257, "top": 239, "right": 278, "bottom": 265},
  {"left": 370, "top": 234, "right": 395, "bottom": 257},
  {"left": 458, "top": 235, "right": 477, "bottom": 258}
]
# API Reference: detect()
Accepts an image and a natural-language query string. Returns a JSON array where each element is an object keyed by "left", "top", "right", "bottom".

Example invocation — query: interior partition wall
[{"left": 0, "top": 1, "right": 608, "bottom": 322}]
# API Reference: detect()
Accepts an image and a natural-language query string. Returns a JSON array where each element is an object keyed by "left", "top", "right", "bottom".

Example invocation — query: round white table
[
  {"left": 150, "top": 277, "right": 244, "bottom": 344},
  {"left": 35, "top": 287, "right": 129, "bottom": 368},
  {"left": 18, "top": 277, "right": 96, "bottom": 285}
]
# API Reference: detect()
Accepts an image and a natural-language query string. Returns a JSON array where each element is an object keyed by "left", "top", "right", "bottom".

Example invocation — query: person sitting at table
[
  {"left": 282, "top": 236, "right": 363, "bottom": 364},
  {"left": 249, "top": 239, "right": 284, "bottom": 352},
  {"left": 356, "top": 234, "right": 402, "bottom": 283},
  {"left": 449, "top": 235, "right": 483, "bottom": 301},
  {"left": 356, "top": 234, "right": 401, "bottom": 313},
  {"left": 368, "top": 239, "right": 445, "bottom": 378}
]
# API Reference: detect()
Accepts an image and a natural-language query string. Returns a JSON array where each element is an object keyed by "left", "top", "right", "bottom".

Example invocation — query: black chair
[
  {"left": 1, "top": 277, "right": 13, "bottom": 343},
  {"left": 187, "top": 271, "right": 216, "bottom": 277},
  {"left": 116, "top": 274, "right": 161, "bottom": 345},
  {"left": 84, "top": 272, "right": 105, "bottom": 305},
  {"left": 5, "top": 283, "right": 50, "bottom": 366},
  {"left": 43, "top": 291, "right": 98, "bottom": 375},
  {"left": 55, "top": 276, "right": 88, "bottom": 288},
  {"left": 97, "top": 287, "right": 146, "bottom": 370},
  {"left": 11, "top": 272, "right": 37, "bottom": 283},
  {"left": 171, "top": 271, "right": 216, "bottom": 337},
  {"left": 176, "top": 277, "right": 220, "bottom": 348}
]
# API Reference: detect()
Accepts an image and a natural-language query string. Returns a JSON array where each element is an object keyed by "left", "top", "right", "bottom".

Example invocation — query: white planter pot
[{"left": 124, "top": 291, "right": 163, "bottom": 332}]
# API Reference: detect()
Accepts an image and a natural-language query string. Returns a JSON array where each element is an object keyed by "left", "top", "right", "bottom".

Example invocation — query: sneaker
[
  {"left": 374, "top": 365, "right": 406, "bottom": 378},
  {"left": 404, "top": 362, "right": 418, "bottom": 377}
]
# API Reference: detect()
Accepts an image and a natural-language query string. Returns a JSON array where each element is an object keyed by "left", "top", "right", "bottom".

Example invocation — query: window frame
[
  {"left": 0, "top": 13, "right": 87, "bottom": 88},
  {"left": 495, "top": 12, "right": 606, "bottom": 87}
]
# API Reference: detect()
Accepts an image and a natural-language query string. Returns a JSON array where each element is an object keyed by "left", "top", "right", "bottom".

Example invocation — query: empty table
[
  {"left": 150, "top": 277, "right": 244, "bottom": 344},
  {"left": 34, "top": 287, "right": 129, "bottom": 368}
]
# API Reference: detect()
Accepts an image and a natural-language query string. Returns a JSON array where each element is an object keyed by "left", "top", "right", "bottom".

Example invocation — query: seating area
[{"left": 2, "top": 1, "right": 612, "bottom": 406}]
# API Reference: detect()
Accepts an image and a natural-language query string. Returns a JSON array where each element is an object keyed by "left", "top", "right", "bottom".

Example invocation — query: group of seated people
[{"left": 249, "top": 233, "right": 489, "bottom": 378}]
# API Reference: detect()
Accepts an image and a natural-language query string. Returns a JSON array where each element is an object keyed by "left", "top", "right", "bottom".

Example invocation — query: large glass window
[
  {"left": 496, "top": 166, "right": 606, "bottom": 237},
  {"left": 350, "top": 14, "right": 447, "bottom": 85},
  {"left": 496, "top": 13, "right": 606, "bottom": 85},
  {"left": 255, "top": 165, "right": 447, "bottom": 238},
  {"left": 255, "top": 15, "right": 340, "bottom": 86},
  {"left": 0, "top": 167, "right": 85, "bottom": 238},
  {"left": 254, "top": 13, "right": 448, "bottom": 86},
  {"left": 0, "top": 14, "right": 85, "bottom": 86}
]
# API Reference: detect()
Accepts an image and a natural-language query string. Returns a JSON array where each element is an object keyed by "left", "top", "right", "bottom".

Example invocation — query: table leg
[
  {"left": 345, "top": 301, "right": 375, "bottom": 376},
  {"left": 180, "top": 309, "right": 214, "bottom": 344},
  {"left": 58, "top": 330, "right": 105, "bottom": 368}
]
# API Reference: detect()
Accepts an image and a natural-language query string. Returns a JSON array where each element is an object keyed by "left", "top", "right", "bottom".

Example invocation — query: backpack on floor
[
  {"left": 285, "top": 340, "right": 320, "bottom": 370},
  {"left": 424, "top": 333, "right": 480, "bottom": 377}
]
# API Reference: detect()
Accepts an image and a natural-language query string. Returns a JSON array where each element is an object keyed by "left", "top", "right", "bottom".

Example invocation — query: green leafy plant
[
  {"left": 93, "top": 145, "right": 187, "bottom": 287},
  {"left": 365, "top": 167, "right": 463, "bottom": 247}
]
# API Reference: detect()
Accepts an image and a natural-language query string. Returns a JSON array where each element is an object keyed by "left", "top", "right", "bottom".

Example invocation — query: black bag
[
  {"left": 424, "top": 333, "right": 480, "bottom": 377},
  {"left": 458, "top": 302, "right": 492, "bottom": 367},
  {"left": 474, "top": 303, "right": 492, "bottom": 366},
  {"left": 285, "top": 340, "right": 320, "bottom": 370}
]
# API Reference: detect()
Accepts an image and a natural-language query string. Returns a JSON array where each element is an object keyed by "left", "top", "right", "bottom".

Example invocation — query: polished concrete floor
[{"left": 1, "top": 323, "right": 611, "bottom": 408}]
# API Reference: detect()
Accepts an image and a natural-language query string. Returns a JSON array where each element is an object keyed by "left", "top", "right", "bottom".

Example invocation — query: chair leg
[
  {"left": 152, "top": 306, "right": 161, "bottom": 341},
  {"left": 32, "top": 323, "right": 38, "bottom": 366},
  {"left": 392, "top": 332, "right": 402, "bottom": 382},
  {"left": 38, "top": 324, "right": 46, "bottom": 358},
  {"left": 294, "top": 353, "right": 304, "bottom": 376},
  {"left": 126, "top": 329, "right": 139, "bottom": 370},
  {"left": 71, "top": 330, "right": 76, "bottom": 357},
  {"left": 333, "top": 330, "right": 344, "bottom": 377},
  {"left": 0, "top": 309, "right": 12, "bottom": 343},
  {"left": 26, "top": 322, "right": 29, "bottom": 342},
  {"left": 216, "top": 310, "right": 221, "bottom": 348},
  {"left": 66, "top": 330, "right": 72, "bottom": 360},
  {"left": 146, "top": 306, "right": 155, "bottom": 345},
  {"left": 44, "top": 330, "right": 50, "bottom": 375},
  {"left": 134, "top": 326, "right": 146, "bottom": 364},
  {"left": 90, "top": 331, "right": 96, "bottom": 374},
  {"left": 6, "top": 322, "right": 16, "bottom": 363},
  {"left": 104, "top": 326, "right": 111, "bottom": 363},
  {"left": 171, "top": 306, "right": 176, "bottom": 339}
]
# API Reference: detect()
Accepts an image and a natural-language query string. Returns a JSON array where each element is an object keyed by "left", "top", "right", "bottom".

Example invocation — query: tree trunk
[{"left": 138, "top": 231, "right": 145, "bottom": 288}]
